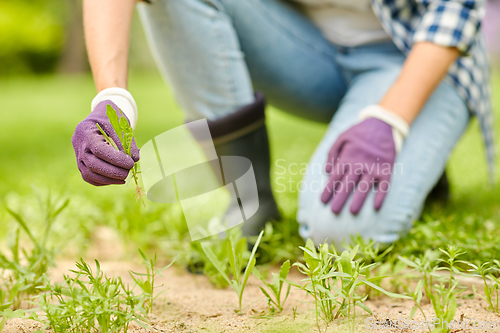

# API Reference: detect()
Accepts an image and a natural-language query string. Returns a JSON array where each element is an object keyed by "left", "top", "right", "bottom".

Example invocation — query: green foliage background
[{"left": 0, "top": 0, "right": 65, "bottom": 74}]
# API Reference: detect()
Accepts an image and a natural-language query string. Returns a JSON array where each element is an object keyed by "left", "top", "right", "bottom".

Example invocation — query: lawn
[{"left": 1, "top": 71, "right": 500, "bottom": 332}]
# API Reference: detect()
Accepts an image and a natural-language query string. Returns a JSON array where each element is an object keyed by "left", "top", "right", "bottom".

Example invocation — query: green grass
[
  {"left": 0, "top": 70, "right": 500, "bottom": 255},
  {"left": 36, "top": 258, "right": 152, "bottom": 333}
]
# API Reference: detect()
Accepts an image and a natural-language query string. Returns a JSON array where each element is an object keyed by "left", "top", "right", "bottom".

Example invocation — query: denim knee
[{"left": 298, "top": 189, "right": 417, "bottom": 248}]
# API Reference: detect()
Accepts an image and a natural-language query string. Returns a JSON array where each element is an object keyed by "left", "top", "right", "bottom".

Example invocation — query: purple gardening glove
[
  {"left": 321, "top": 118, "right": 397, "bottom": 214},
  {"left": 71, "top": 100, "right": 140, "bottom": 186}
]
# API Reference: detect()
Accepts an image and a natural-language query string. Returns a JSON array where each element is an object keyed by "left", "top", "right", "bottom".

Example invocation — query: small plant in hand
[
  {"left": 201, "top": 230, "right": 264, "bottom": 312},
  {"left": 97, "top": 104, "right": 145, "bottom": 205}
]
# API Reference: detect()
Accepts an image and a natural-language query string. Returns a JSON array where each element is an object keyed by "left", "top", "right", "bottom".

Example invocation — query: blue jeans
[{"left": 138, "top": 0, "right": 470, "bottom": 246}]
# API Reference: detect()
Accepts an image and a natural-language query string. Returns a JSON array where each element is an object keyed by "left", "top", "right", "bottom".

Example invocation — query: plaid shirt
[{"left": 370, "top": 0, "right": 493, "bottom": 178}]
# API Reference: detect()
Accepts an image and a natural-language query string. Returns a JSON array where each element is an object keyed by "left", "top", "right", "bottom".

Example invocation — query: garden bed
[{"left": 4, "top": 257, "right": 500, "bottom": 333}]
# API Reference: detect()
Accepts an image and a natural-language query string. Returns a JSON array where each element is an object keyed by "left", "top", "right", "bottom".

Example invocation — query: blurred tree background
[
  {"left": 0, "top": 0, "right": 154, "bottom": 76},
  {"left": 0, "top": 0, "right": 64, "bottom": 74},
  {"left": 1, "top": 0, "right": 500, "bottom": 76}
]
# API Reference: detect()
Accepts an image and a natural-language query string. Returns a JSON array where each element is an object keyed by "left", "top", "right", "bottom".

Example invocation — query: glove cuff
[
  {"left": 359, "top": 105, "right": 410, "bottom": 153},
  {"left": 92, "top": 88, "right": 138, "bottom": 129}
]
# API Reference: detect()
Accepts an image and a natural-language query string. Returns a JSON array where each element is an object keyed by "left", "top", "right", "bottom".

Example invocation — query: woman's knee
[
  {"left": 297, "top": 164, "right": 418, "bottom": 248},
  {"left": 299, "top": 195, "right": 415, "bottom": 248}
]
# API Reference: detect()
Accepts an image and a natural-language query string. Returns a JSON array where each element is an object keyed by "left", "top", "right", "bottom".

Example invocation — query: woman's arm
[
  {"left": 73, "top": 0, "right": 141, "bottom": 187},
  {"left": 378, "top": 41, "right": 460, "bottom": 124},
  {"left": 83, "top": 0, "right": 138, "bottom": 92}
]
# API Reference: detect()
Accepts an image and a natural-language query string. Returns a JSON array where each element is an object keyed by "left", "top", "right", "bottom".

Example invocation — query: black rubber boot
[
  {"left": 191, "top": 92, "right": 280, "bottom": 237},
  {"left": 426, "top": 171, "right": 450, "bottom": 203}
]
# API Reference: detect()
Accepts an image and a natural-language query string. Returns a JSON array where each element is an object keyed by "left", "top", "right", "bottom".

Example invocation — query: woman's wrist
[
  {"left": 95, "top": 76, "right": 128, "bottom": 93},
  {"left": 91, "top": 87, "right": 138, "bottom": 129},
  {"left": 359, "top": 105, "right": 410, "bottom": 153},
  {"left": 377, "top": 87, "right": 421, "bottom": 125}
]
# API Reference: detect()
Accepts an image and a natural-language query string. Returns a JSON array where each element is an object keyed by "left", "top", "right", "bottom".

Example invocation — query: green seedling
[
  {"left": 292, "top": 306, "right": 298, "bottom": 320},
  {"left": 180, "top": 226, "right": 245, "bottom": 288},
  {"left": 289, "top": 240, "right": 338, "bottom": 331},
  {"left": 97, "top": 104, "right": 145, "bottom": 205},
  {"left": 0, "top": 309, "right": 29, "bottom": 331},
  {"left": 399, "top": 253, "right": 435, "bottom": 333},
  {"left": 406, "top": 279, "right": 429, "bottom": 324},
  {"left": 385, "top": 257, "right": 412, "bottom": 295},
  {"left": 287, "top": 240, "right": 408, "bottom": 333},
  {"left": 35, "top": 258, "right": 149, "bottom": 333},
  {"left": 434, "top": 246, "right": 467, "bottom": 332},
  {"left": 469, "top": 260, "right": 500, "bottom": 313},
  {"left": 0, "top": 194, "right": 68, "bottom": 309},
  {"left": 400, "top": 246, "right": 467, "bottom": 333},
  {"left": 193, "top": 240, "right": 231, "bottom": 288},
  {"left": 129, "top": 249, "right": 174, "bottom": 314},
  {"left": 163, "top": 223, "right": 248, "bottom": 289},
  {"left": 201, "top": 230, "right": 264, "bottom": 312},
  {"left": 344, "top": 236, "right": 395, "bottom": 299},
  {"left": 334, "top": 245, "right": 409, "bottom": 332},
  {"left": 253, "top": 260, "right": 291, "bottom": 313}
]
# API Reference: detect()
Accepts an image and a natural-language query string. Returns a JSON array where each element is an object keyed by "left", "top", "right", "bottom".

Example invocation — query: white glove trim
[
  {"left": 359, "top": 105, "right": 410, "bottom": 153},
  {"left": 91, "top": 87, "right": 138, "bottom": 130}
]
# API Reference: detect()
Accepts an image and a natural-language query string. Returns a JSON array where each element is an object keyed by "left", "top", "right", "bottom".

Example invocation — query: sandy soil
[
  {"left": 4, "top": 258, "right": 500, "bottom": 333},
  {"left": 3, "top": 229, "right": 500, "bottom": 333}
]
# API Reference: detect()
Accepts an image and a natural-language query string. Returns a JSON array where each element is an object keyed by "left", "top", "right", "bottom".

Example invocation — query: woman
[{"left": 72, "top": 0, "right": 491, "bottom": 246}]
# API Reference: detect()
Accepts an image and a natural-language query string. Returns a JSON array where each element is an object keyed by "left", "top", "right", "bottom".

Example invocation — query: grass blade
[
  {"left": 201, "top": 242, "right": 231, "bottom": 286},
  {"left": 6, "top": 207, "right": 38, "bottom": 247},
  {"left": 119, "top": 116, "right": 132, "bottom": 154},
  {"left": 240, "top": 258, "right": 256, "bottom": 301},
  {"left": 242, "top": 230, "right": 264, "bottom": 290},
  {"left": 96, "top": 123, "right": 119, "bottom": 151},
  {"left": 106, "top": 104, "right": 122, "bottom": 143},
  {"left": 360, "top": 280, "right": 411, "bottom": 299},
  {"left": 227, "top": 238, "right": 239, "bottom": 282},
  {"left": 278, "top": 260, "right": 291, "bottom": 292}
]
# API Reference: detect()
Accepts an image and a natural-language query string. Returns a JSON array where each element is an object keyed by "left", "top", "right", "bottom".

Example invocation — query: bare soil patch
[{"left": 4, "top": 258, "right": 500, "bottom": 333}]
